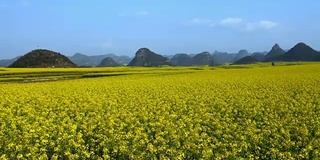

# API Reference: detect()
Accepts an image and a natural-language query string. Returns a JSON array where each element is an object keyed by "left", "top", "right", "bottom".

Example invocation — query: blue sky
[{"left": 0, "top": 0, "right": 319, "bottom": 59}]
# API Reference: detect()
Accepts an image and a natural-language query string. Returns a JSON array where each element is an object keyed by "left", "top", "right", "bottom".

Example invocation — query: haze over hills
[
  {"left": 233, "top": 56, "right": 259, "bottom": 64},
  {"left": 170, "top": 50, "right": 260, "bottom": 66},
  {"left": 130, "top": 42, "right": 320, "bottom": 66},
  {"left": 68, "top": 53, "right": 132, "bottom": 67},
  {"left": 170, "top": 54, "right": 193, "bottom": 66},
  {"left": 98, "top": 57, "right": 123, "bottom": 67},
  {"left": 233, "top": 49, "right": 250, "bottom": 62},
  {"left": 211, "top": 51, "right": 234, "bottom": 65},
  {"left": 192, "top": 52, "right": 213, "bottom": 66},
  {"left": 1, "top": 42, "right": 320, "bottom": 68},
  {"left": 0, "top": 56, "right": 21, "bottom": 67},
  {"left": 251, "top": 52, "right": 268, "bottom": 61}
]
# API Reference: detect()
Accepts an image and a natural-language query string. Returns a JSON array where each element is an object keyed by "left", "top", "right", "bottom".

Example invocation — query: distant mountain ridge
[
  {"left": 251, "top": 52, "right": 266, "bottom": 61},
  {"left": 170, "top": 50, "right": 242, "bottom": 66},
  {"left": 69, "top": 53, "right": 131, "bottom": 67},
  {"left": 0, "top": 56, "right": 20, "bottom": 67},
  {"left": 98, "top": 57, "right": 123, "bottom": 67},
  {"left": 170, "top": 52, "right": 215, "bottom": 66},
  {"left": 192, "top": 52, "right": 213, "bottom": 66},
  {"left": 234, "top": 49, "right": 250, "bottom": 62},
  {"left": 265, "top": 43, "right": 320, "bottom": 62},
  {"left": 170, "top": 42, "right": 320, "bottom": 65},
  {"left": 233, "top": 56, "right": 259, "bottom": 64},
  {"left": 170, "top": 53, "right": 193, "bottom": 66},
  {"left": 2, "top": 42, "right": 320, "bottom": 67},
  {"left": 211, "top": 51, "right": 234, "bottom": 65}
]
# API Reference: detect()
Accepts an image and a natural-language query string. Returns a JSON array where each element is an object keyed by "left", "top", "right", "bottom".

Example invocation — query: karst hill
[
  {"left": 9, "top": 49, "right": 77, "bottom": 68},
  {"left": 98, "top": 57, "right": 123, "bottom": 67},
  {"left": 127, "top": 48, "right": 172, "bottom": 67}
]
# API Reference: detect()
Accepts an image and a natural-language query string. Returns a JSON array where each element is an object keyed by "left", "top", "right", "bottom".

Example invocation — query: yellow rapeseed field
[{"left": 0, "top": 64, "right": 319, "bottom": 159}]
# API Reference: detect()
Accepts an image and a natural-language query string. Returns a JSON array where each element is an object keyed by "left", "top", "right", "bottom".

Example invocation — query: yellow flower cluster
[{"left": 0, "top": 64, "right": 319, "bottom": 159}]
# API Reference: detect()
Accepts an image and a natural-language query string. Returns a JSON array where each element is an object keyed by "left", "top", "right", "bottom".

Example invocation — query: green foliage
[{"left": 8, "top": 49, "right": 77, "bottom": 68}]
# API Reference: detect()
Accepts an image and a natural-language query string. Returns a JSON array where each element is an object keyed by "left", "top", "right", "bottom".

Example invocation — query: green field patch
[{"left": 82, "top": 73, "right": 129, "bottom": 78}]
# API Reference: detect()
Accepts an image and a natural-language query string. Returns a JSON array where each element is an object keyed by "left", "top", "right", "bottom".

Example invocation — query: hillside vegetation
[{"left": 9, "top": 49, "right": 77, "bottom": 68}]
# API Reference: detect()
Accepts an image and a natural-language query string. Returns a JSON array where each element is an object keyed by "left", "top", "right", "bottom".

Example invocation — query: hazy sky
[{"left": 0, "top": 0, "right": 319, "bottom": 59}]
